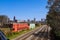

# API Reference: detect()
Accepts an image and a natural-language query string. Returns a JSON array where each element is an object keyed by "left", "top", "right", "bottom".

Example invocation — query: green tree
[{"left": 46, "top": 0, "right": 60, "bottom": 39}]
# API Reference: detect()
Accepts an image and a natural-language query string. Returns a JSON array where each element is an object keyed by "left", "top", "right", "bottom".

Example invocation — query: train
[
  {"left": 10, "top": 22, "right": 29, "bottom": 32},
  {"left": 3, "top": 22, "right": 35, "bottom": 32}
]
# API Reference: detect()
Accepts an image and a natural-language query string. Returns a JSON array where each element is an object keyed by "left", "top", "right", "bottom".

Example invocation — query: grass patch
[{"left": 6, "top": 29, "right": 32, "bottom": 40}]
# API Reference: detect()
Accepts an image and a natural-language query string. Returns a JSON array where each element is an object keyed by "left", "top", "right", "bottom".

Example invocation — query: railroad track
[{"left": 12, "top": 25, "right": 51, "bottom": 40}]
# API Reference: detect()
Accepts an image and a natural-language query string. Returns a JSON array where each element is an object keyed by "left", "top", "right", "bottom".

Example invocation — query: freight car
[{"left": 11, "top": 22, "right": 29, "bottom": 32}]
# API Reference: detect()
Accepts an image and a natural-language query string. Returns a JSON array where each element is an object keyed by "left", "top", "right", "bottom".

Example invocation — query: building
[{"left": 0, "top": 15, "right": 9, "bottom": 26}]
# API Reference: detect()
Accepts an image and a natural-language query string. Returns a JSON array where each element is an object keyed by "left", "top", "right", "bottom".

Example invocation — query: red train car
[{"left": 12, "top": 22, "right": 29, "bottom": 32}]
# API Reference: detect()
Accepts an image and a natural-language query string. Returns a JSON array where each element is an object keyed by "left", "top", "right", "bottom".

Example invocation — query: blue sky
[{"left": 0, "top": 0, "right": 48, "bottom": 21}]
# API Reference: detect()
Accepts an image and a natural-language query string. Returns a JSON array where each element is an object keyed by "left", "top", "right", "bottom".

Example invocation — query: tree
[{"left": 46, "top": 0, "right": 60, "bottom": 39}]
